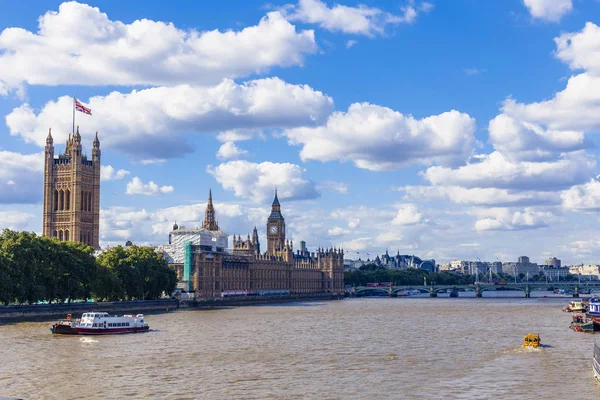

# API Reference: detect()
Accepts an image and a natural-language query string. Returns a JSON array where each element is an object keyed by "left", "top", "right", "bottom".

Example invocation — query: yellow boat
[{"left": 524, "top": 333, "right": 540, "bottom": 348}]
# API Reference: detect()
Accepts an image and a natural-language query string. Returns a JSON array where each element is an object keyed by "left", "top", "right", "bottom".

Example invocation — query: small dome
[{"left": 173, "top": 222, "right": 179, "bottom": 231}]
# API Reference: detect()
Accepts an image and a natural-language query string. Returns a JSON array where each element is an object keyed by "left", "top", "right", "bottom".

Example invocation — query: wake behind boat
[{"left": 75, "top": 312, "right": 149, "bottom": 335}]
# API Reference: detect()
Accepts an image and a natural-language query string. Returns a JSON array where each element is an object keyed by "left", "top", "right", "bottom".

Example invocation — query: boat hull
[
  {"left": 51, "top": 322, "right": 79, "bottom": 335},
  {"left": 75, "top": 326, "right": 150, "bottom": 335}
]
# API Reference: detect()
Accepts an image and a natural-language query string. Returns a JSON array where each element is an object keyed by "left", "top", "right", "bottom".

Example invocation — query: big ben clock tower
[{"left": 267, "top": 190, "right": 286, "bottom": 255}]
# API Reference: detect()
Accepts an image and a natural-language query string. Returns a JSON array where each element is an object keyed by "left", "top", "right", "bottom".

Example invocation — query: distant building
[
  {"left": 502, "top": 256, "right": 539, "bottom": 277},
  {"left": 450, "top": 260, "right": 502, "bottom": 275},
  {"left": 157, "top": 190, "right": 345, "bottom": 297},
  {"left": 343, "top": 259, "right": 367, "bottom": 270},
  {"left": 545, "top": 257, "right": 561, "bottom": 268},
  {"left": 541, "top": 266, "right": 569, "bottom": 280},
  {"left": 569, "top": 265, "right": 600, "bottom": 280},
  {"left": 376, "top": 250, "right": 436, "bottom": 272}
]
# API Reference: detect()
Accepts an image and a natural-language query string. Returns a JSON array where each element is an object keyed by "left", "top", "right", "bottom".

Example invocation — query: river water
[{"left": 1, "top": 294, "right": 599, "bottom": 399}]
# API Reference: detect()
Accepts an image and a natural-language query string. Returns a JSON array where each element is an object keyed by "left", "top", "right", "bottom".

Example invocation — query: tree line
[
  {"left": 0, "top": 230, "right": 177, "bottom": 305},
  {"left": 344, "top": 263, "right": 472, "bottom": 287}
]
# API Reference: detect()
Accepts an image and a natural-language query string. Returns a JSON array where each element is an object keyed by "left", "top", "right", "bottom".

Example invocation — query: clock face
[{"left": 270, "top": 225, "right": 278, "bottom": 234}]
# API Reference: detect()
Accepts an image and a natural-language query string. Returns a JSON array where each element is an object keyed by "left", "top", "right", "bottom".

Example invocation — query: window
[
  {"left": 65, "top": 189, "right": 70, "bottom": 210},
  {"left": 54, "top": 190, "right": 58, "bottom": 211},
  {"left": 59, "top": 190, "right": 64, "bottom": 211},
  {"left": 65, "top": 230, "right": 69, "bottom": 242},
  {"left": 59, "top": 231, "right": 63, "bottom": 241}
]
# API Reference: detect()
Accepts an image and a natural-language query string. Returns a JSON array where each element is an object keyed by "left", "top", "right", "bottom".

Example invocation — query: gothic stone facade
[
  {"left": 42, "top": 127, "right": 101, "bottom": 249},
  {"left": 188, "top": 191, "right": 345, "bottom": 299}
]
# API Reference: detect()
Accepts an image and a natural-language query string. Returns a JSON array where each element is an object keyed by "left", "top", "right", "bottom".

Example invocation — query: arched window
[
  {"left": 59, "top": 231, "right": 63, "bottom": 241},
  {"left": 87, "top": 231, "right": 92, "bottom": 245},
  {"left": 81, "top": 192, "right": 84, "bottom": 211},
  {"left": 53, "top": 230, "right": 57, "bottom": 238},
  {"left": 83, "top": 191, "right": 87, "bottom": 212},
  {"left": 88, "top": 192, "right": 92, "bottom": 212},
  {"left": 54, "top": 190, "right": 58, "bottom": 211},
  {"left": 65, "top": 189, "right": 71, "bottom": 210},
  {"left": 65, "top": 230, "right": 69, "bottom": 242},
  {"left": 59, "top": 190, "right": 64, "bottom": 211}
]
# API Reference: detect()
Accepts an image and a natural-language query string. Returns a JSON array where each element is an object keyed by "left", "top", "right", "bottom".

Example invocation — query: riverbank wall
[
  {"left": 181, "top": 292, "right": 343, "bottom": 309},
  {"left": 0, "top": 293, "right": 344, "bottom": 323},
  {"left": 0, "top": 299, "right": 179, "bottom": 322}
]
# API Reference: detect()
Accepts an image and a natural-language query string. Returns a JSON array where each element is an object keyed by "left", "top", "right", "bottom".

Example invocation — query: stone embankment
[
  {"left": 0, "top": 299, "right": 179, "bottom": 322},
  {"left": 180, "top": 292, "right": 344, "bottom": 309},
  {"left": 0, "top": 293, "right": 345, "bottom": 322}
]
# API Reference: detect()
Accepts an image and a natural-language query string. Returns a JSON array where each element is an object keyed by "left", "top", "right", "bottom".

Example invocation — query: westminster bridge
[{"left": 354, "top": 282, "right": 600, "bottom": 298}]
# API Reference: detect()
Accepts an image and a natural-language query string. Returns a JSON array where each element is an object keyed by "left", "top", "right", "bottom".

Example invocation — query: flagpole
[{"left": 72, "top": 96, "right": 75, "bottom": 134}]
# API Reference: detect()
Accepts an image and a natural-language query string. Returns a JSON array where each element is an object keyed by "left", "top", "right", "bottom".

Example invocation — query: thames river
[{"left": 1, "top": 295, "right": 599, "bottom": 399}]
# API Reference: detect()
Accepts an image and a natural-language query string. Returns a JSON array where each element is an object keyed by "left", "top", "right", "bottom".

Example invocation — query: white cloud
[
  {"left": 285, "top": 102, "right": 476, "bottom": 171},
  {"left": 100, "top": 165, "right": 130, "bottom": 181},
  {"left": 0, "top": 2, "right": 317, "bottom": 94},
  {"left": 281, "top": 0, "right": 431, "bottom": 37},
  {"left": 6, "top": 77, "right": 334, "bottom": 158},
  {"left": 328, "top": 226, "right": 351, "bottom": 236},
  {"left": 207, "top": 160, "right": 319, "bottom": 203},
  {"left": 216, "top": 129, "right": 262, "bottom": 143},
  {"left": 317, "top": 180, "right": 349, "bottom": 194},
  {"left": 474, "top": 208, "right": 551, "bottom": 231},
  {"left": 424, "top": 151, "right": 595, "bottom": 191},
  {"left": 340, "top": 237, "right": 371, "bottom": 251},
  {"left": 500, "top": 74, "right": 600, "bottom": 133},
  {"left": 488, "top": 113, "right": 588, "bottom": 161},
  {"left": 555, "top": 22, "right": 600, "bottom": 75},
  {"left": 0, "top": 151, "right": 43, "bottom": 204},
  {"left": 400, "top": 185, "right": 560, "bottom": 207},
  {"left": 561, "top": 179, "right": 600, "bottom": 212},
  {"left": 522, "top": 0, "right": 572, "bottom": 22},
  {"left": 216, "top": 142, "right": 249, "bottom": 160},
  {"left": 391, "top": 204, "right": 423, "bottom": 225},
  {"left": 346, "top": 40, "right": 358, "bottom": 48},
  {"left": 330, "top": 206, "right": 396, "bottom": 229},
  {"left": 139, "top": 159, "right": 166, "bottom": 165},
  {"left": 125, "top": 177, "right": 174, "bottom": 196},
  {"left": 0, "top": 211, "right": 36, "bottom": 231}
]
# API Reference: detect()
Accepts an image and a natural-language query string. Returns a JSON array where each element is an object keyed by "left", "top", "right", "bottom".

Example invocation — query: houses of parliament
[
  {"left": 41, "top": 126, "right": 344, "bottom": 298},
  {"left": 42, "top": 127, "right": 101, "bottom": 249},
  {"left": 162, "top": 190, "right": 346, "bottom": 298}
]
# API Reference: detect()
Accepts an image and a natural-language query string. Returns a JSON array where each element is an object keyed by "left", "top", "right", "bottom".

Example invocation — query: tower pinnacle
[{"left": 202, "top": 188, "right": 219, "bottom": 231}]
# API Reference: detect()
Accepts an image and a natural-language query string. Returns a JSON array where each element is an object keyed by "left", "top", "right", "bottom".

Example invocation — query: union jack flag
[{"left": 75, "top": 99, "right": 92, "bottom": 115}]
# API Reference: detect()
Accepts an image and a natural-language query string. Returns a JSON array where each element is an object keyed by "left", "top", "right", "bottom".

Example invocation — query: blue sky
[{"left": 1, "top": 0, "right": 600, "bottom": 265}]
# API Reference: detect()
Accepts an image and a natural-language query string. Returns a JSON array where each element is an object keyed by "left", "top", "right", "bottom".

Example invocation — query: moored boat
[
  {"left": 588, "top": 297, "right": 600, "bottom": 316},
  {"left": 563, "top": 300, "right": 588, "bottom": 313},
  {"left": 570, "top": 314, "right": 600, "bottom": 333},
  {"left": 74, "top": 312, "right": 149, "bottom": 335}
]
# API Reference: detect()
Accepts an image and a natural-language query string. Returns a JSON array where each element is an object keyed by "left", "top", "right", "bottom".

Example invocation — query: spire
[
  {"left": 93, "top": 131, "right": 100, "bottom": 148},
  {"left": 75, "top": 125, "right": 81, "bottom": 141},
  {"left": 268, "top": 189, "right": 284, "bottom": 221},
  {"left": 202, "top": 189, "right": 219, "bottom": 231},
  {"left": 46, "top": 128, "right": 53, "bottom": 145}
]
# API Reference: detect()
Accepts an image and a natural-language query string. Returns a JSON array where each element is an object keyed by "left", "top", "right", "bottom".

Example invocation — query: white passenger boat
[
  {"left": 75, "top": 312, "right": 149, "bottom": 335},
  {"left": 588, "top": 297, "right": 600, "bottom": 316}
]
